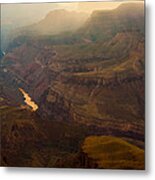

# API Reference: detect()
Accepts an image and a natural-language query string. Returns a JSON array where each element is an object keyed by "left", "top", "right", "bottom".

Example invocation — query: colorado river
[{"left": 19, "top": 88, "right": 38, "bottom": 111}]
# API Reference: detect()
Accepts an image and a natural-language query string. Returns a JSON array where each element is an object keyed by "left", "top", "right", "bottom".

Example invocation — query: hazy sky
[{"left": 1, "top": 1, "right": 144, "bottom": 27}]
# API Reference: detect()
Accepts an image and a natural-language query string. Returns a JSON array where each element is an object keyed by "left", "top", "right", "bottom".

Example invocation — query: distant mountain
[
  {"left": 1, "top": 3, "right": 53, "bottom": 51},
  {"left": 4, "top": 9, "right": 89, "bottom": 51},
  {"left": 78, "top": 3, "right": 144, "bottom": 42},
  {"left": 17, "top": 10, "right": 88, "bottom": 36},
  {"left": 7, "top": 3, "right": 144, "bottom": 51}
]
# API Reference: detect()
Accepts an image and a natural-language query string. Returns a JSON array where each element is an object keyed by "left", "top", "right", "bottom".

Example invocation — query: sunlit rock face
[{"left": 19, "top": 88, "right": 38, "bottom": 111}]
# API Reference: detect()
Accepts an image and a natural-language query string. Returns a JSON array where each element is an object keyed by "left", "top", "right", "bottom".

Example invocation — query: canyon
[{"left": 0, "top": 2, "right": 145, "bottom": 169}]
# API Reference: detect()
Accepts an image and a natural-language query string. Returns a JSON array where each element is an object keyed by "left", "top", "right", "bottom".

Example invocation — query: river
[{"left": 19, "top": 88, "right": 38, "bottom": 111}]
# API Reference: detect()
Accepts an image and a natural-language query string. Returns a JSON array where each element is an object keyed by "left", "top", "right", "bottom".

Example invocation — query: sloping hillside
[{"left": 82, "top": 136, "right": 144, "bottom": 169}]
